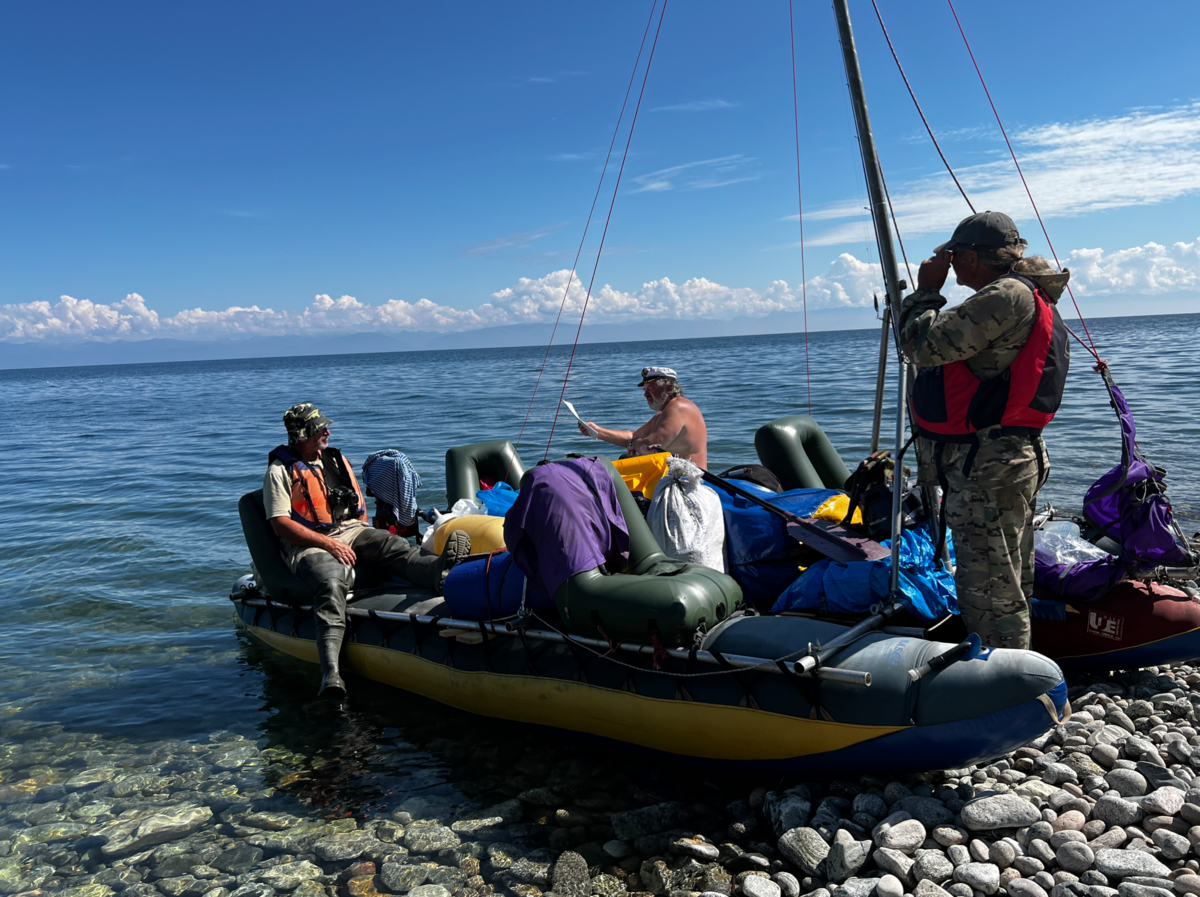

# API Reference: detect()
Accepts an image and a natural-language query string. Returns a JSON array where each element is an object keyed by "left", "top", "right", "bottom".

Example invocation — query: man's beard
[{"left": 647, "top": 393, "right": 668, "bottom": 412}]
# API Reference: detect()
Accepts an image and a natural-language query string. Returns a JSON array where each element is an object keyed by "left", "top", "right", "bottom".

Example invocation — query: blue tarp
[
  {"left": 771, "top": 523, "right": 959, "bottom": 622},
  {"left": 717, "top": 481, "right": 844, "bottom": 604}
]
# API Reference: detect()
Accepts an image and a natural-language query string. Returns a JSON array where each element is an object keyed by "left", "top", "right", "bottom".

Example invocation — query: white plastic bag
[
  {"left": 1034, "top": 529, "right": 1112, "bottom": 568},
  {"left": 420, "top": 498, "right": 487, "bottom": 551},
  {"left": 646, "top": 457, "right": 726, "bottom": 572}
]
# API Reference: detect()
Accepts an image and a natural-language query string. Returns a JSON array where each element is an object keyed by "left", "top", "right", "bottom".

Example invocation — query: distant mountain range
[{"left": 3, "top": 293, "right": 1198, "bottom": 371}]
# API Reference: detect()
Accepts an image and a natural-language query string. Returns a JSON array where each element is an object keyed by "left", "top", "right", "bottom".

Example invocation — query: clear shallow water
[{"left": 1, "top": 314, "right": 1197, "bottom": 807}]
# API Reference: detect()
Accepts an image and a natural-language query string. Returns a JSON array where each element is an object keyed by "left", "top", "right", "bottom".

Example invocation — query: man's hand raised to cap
[{"left": 917, "top": 249, "right": 953, "bottom": 291}]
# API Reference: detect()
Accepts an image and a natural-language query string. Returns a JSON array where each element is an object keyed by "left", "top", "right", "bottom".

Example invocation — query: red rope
[
  {"left": 870, "top": 0, "right": 974, "bottom": 214},
  {"left": 513, "top": 0, "right": 661, "bottom": 452},
  {"left": 788, "top": 0, "right": 811, "bottom": 417},
  {"left": 945, "top": 0, "right": 1101, "bottom": 363},
  {"left": 544, "top": 0, "right": 669, "bottom": 458}
]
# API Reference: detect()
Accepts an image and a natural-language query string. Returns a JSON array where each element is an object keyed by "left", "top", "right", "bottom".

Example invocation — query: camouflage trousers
[{"left": 944, "top": 477, "right": 1039, "bottom": 650}]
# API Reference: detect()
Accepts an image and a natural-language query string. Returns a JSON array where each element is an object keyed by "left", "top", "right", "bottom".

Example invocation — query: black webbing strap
[
  {"left": 477, "top": 621, "right": 493, "bottom": 672},
  {"left": 368, "top": 609, "right": 406, "bottom": 649},
  {"left": 515, "top": 629, "right": 544, "bottom": 677},
  {"left": 709, "top": 649, "right": 761, "bottom": 710},
  {"left": 775, "top": 660, "right": 827, "bottom": 720}
]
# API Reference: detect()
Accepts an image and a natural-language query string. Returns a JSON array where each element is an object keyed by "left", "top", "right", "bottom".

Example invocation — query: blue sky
[{"left": 3, "top": 1, "right": 1200, "bottom": 344}]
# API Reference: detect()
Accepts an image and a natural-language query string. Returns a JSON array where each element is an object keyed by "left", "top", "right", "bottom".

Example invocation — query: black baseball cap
[{"left": 934, "top": 211, "right": 1028, "bottom": 254}]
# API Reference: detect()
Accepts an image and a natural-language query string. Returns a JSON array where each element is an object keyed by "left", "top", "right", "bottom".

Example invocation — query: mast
[{"left": 831, "top": 0, "right": 909, "bottom": 596}]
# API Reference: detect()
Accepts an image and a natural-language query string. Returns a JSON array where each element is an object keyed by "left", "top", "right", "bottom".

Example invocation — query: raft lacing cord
[
  {"left": 788, "top": 0, "right": 812, "bottom": 416},
  {"left": 944, "top": 0, "right": 1102, "bottom": 365},
  {"left": 510, "top": 0, "right": 662, "bottom": 462},
  {"left": 544, "top": 0, "right": 670, "bottom": 459},
  {"left": 528, "top": 610, "right": 842, "bottom": 678}
]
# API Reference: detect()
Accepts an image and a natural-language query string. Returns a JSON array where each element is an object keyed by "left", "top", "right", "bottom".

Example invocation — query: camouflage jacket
[{"left": 901, "top": 271, "right": 1068, "bottom": 489}]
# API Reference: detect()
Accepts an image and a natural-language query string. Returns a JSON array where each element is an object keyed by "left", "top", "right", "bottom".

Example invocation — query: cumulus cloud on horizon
[
  {"left": 804, "top": 103, "right": 1200, "bottom": 247},
  {"left": 2, "top": 238, "right": 1198, "bottom": 345}
]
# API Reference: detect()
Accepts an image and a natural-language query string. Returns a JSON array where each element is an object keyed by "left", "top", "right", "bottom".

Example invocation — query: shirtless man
[{"left": 579, "top": 366, "right": 708, "bottom": 468}]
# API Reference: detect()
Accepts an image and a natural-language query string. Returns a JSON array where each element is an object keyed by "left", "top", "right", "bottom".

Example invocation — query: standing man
[
  {"left": 899, "top": 211, "right": 1070, "bottom": 650},
  {"left": 265, "top": 403, "right": 471, "bottom": 697},
  {"left": 579, "top": 366, "right": 708, "bottom": 469}
]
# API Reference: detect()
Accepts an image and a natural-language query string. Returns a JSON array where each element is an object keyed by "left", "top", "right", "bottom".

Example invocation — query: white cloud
[
  {"left": 1067, "top": 237, "right": 1200, "bottom": 295},
  {"left": 807, "top": 103, "right": 1200, "bottom": 247},
  {"left": 630, "top": 155, "right": 757, "bottom": 193},
  {"left": 4, "top": 236, "right": 1197, "bottom": 344},
  {"left": 650, "top": 99, "right": 736, "bottom": 112}
]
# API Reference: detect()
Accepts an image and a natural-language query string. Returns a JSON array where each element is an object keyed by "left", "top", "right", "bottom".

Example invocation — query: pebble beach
[{"left": 5, "top": 664, "right": 1200, "bottom": 897}]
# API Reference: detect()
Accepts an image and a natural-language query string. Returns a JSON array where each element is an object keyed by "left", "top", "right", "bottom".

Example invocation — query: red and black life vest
[
  {"left": 268, "top": 444, "right": 365, "bottom": 532},
  {"left": 910, "top": 274, "right": 1069, "bottom": 441}
]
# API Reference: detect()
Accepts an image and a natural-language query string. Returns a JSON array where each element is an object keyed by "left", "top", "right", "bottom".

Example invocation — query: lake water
[{"left": 1, "top": 313, "right": 1197, "bottom": 842}]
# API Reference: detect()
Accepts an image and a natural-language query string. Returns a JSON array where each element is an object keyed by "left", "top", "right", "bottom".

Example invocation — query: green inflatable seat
[
  {"left": 755, "top": 415, "right": 851, "bottom": 491},
  {"left": 238, "top": 489, "right": 314, "bottom": 605},
  {"left": 547, "top": 457, "right": 743, "bottom": 647}
]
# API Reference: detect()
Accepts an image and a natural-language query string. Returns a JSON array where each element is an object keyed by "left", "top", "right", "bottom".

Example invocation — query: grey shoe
[
  {"left": 317, "top": 627, "right": 347, "bottom": 698},
  {"left": 434, "top": 530, "right": 472, "bottom": 595}
]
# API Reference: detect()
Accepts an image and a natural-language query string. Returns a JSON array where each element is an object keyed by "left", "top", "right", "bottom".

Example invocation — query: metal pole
[
  {"left": 870, "top": 305, "right": 890, "bottom": 454},
  {"left": 831, "top": 0, "right": 909, "bottom": 597}
]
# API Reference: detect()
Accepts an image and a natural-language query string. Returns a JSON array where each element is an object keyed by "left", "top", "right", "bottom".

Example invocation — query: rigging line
[
  {"left": 512, "top": 0, "right": 661, "bottom": 452},
  {"left": 945, "top": 0, "right": 1102, "bottom": 362},
  {"left": 880, "top": 166, "right": 914, "bottom": 288},
  {"left": 869, "top": 0, "right": 974, "bottom": 213},
  {"left": 788, "top": 0, "right": 812, "bottom": 417},
  {"left": 544, "top": 0, "right": 670, "bottom": 458}
]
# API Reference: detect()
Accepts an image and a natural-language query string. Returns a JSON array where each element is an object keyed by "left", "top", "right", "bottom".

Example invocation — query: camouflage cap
[
  {"left": 283, "top": 403, "right": 333, "bottom": 442},
  {"left": 935, "top": 210, "right": 1028, "bottom": 254}
]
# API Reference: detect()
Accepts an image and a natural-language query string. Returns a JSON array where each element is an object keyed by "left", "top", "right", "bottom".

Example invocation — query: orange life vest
[{"left": 268, "top": 445, "right": 365, "bottom": 532}]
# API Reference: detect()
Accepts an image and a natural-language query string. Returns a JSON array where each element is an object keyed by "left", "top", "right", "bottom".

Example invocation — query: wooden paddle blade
[{"left": 786, "top": 517, "right": 891, "bottom": 563}]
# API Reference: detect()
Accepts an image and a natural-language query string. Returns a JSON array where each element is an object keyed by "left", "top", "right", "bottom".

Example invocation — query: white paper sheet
[{"left": 562, "top": 400, "right": 599, "bottom": 437}]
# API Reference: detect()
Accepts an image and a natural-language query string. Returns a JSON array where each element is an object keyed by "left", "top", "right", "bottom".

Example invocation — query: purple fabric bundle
[
  {"left": 1082, "top": 378, "right": 1193, "bottom": 567},
  {"left": 503, "top": 458, "right": 630, "bottom": 600},
  {"left": 1035, "top": 371, "right": 1194, "bottom": 602}
]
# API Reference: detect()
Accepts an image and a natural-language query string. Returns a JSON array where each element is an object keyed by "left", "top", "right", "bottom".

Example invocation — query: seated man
[
  {"left": 265, "top": 403, "right": 470, "bottom": 697},
  {"left": 579, "top": 366, "right": 708, "bottom": 469}
]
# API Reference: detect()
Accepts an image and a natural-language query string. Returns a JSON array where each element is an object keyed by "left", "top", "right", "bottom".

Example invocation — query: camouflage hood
[{"left": 1025, "top": 268, "right": 1070, "bottom": 304}]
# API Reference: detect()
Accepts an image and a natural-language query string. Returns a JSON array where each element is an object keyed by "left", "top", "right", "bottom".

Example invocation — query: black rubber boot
[
  {"left": 317, "top": 626, "right": 347, "bottom": 698},
  {"left": 433, "top": 531, "right": 472, "bottom": 595}
]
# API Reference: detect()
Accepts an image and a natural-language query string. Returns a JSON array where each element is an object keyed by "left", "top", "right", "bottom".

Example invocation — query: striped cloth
[{"left": 361, "top": 449, "right": 421, "bottom": 526}]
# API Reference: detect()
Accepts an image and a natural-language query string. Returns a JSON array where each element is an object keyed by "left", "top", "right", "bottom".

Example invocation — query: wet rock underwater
[{"left": 9, "top": 660, "right": 1200, "bottom": 897}]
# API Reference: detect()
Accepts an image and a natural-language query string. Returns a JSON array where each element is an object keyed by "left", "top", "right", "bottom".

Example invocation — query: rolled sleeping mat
[
  {"left": 445, "top": 440, "right": 527, "bottom": 506},
  {"left": 755, "top": 415, "right": 852, "bottom": 491},
  {"left": 433, "top": 515, "right": 506, "bottom": 555}
]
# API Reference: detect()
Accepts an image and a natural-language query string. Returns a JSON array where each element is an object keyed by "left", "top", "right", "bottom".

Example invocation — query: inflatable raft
[
  {"left": 749, "top": 415, "right": 1200, "bottom": 674},
  {"left": 233, "top": 449, "right": 1068, "bottom": 774}
]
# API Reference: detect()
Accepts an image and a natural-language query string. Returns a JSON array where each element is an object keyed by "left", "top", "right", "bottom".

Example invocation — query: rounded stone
[
  {"left": 1142, "top": 787, "right": 1186, "bottom": 816},
  {"left": 1006, "top": 879, "right": 1049, "bottom": 897},
  {"left": 1053, "top": 812, "right": 1087, "bottom": 833},
  {"left": 1055, "top": 842, "right": 1095, "bottom": 875},
  {"left": 772, "top": 872, "right": 800, "bottom": 897},
  {"left": 1152, "top": 828, "right": 1190, "bottom": 861},
  {"left": 989, "top": 841, "right": 1015, "bottom": 870},
  {"left": 875, "top": 874, "right": 904, "bottom": 897},
  {"left": 1104, "top": 770, "right": 1149, "bottom": 798},
  {"left": 742, "top": 876, "right": 782, "bottom": 897},
  {"left": 953, "top": 862, "right": 1000, "bottom": 896},
  {"left": 877, "top": 820, "right": 927, "bottom": 854},
  {"left": 1093, "top": 848, "right": 1171, "bottom": 879},
  {"left": 914, "top": 851, "right": 955, "bottom": 884},
  {"left": 1049, "top": 831, "right": 1087, "bottom": 849},
  {"left": 933, "top": 826, "right": 969, "bottom": 848},
  {"left": 960, "top": 796, "right": 1041, "bottom": 831}
]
